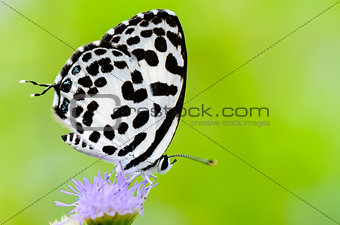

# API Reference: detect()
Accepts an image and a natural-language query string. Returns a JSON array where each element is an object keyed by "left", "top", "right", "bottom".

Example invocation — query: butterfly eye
[
  {"left": 160, "top": 158, "right": 169, "bottom": 171},
  {"left": 159, "top": 155, "right": 170, "bottom": 171},
  {"left": 72, "top": 65, "right": 81, "bottom": 75}
]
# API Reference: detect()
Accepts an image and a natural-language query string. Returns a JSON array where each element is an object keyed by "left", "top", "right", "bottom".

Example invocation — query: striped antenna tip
[{"left": 207, "top": 160, "right": 218, "bottom": 166}]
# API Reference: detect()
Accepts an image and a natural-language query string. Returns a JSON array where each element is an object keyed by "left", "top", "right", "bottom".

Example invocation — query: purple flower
[{"left": 55, "top": 171, "right": 156, "bottom": 225}]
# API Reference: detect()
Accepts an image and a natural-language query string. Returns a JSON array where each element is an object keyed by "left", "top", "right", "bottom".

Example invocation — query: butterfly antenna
[
  {"left": 19, "top": 80, "right": 54, "bottom": 97},
  {"left": 168, "top": 154, "right": 217, "bottom": 166}
]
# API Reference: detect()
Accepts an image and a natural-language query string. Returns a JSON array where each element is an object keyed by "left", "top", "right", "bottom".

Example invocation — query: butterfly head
[{"left": 156, "top": 155, "right": 177, "bottom": 174}]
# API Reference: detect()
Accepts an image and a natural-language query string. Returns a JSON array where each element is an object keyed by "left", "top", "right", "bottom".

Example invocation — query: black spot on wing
[
  {"left": 116, "top": 45, "right": 131, "bottom": 57},
  {"left": 122, "top": 81, "right": 134, "bottom": 100},
  {"left": 55, "top": 98, "right": 69, "bottom": 119},
  {"left": 126, "top": 36, "right": 140, "bottom": 46},
  {"left": 133, "top": 89, "right": 147, "bottom": 103},
  {"left": 167, "top": 31, "right": 180, "bottom": 47},
  {"left": 133, "top": 110, "right": 149, "bottom": 129},
  {"left": 118, "top": 122, "right": 128, "bottom": 134},
  {"left": 118, "top": 132, "right": 147, "bottom": 156},
  {"left": 98, "top": 58, "right": 110, "bottom": 65},
  {"left": 75, "top": 122, "right": 84, "bottom": 134},
  {"left": 131, "top": 70, "right": 143, "bottom": 84},
  {"left": 60, "top": 98, "right": 70, "bottom": 114},
  {"left": 98, "top": 58, "right": 114, "bottom": 73},
  {"left": 112, "top": 50, "right": 123, "bottom": 57},
  {"left": 82, "top": 141, "right": 87, "bottom": 148},
  {"left": 72, "top": 106, "right": 83, "bottom": 118},
  {"left": 102, "top": 146, "right": 117, "bottom": 155},
  {"left": 111, "top": 105, "right": 131, "bottom": 119},
  {"left": 101, "top": 35, "right": 112, "bottom": 43},
  {"left": 114, "top": 61, "right": 128, "bottom": 69},
  {"left": 140, "top": 30, "right": 152, "bottom": 38},
  {"left": 153, "top": 27, "right": 165, "bottom": 36},
  {"left": 114, "top": 23, "right": 127, "bottom": 34},
  {"left": 122, "top": 81, "right": 147, "bottom": 103},
  {"left": 78, "top": 76, "right": 93, "bottom": 88},
  {"left": 151, "top": 82, "right": 178, "bottom": 96},
  {"left": 104, "top": 125, "right": 115, "bottom": 140},
  {"left": 99, "top": 41, "right": 112, "bottom": 49},
  {"left": 156, "top": 10, "right": 169, "bottom": 19},
  {"left": 139, "top": 20, "right": 149, "bottom": 27},
  {"left": 74, "top": 88, "right": 86, "bottom": 101},
  {"left": 82, "top": 53, "right": 92, "bottom": 62},
  {"left": 154, "top": 37, "right": 167, "bottom": 52},
  {"left": 152, "top": 17, "right": 162, "bottom": 25},
  {"left": 94, "top": 77, "right": 107, "bottom": 87},
  {"left": 89, "top": 131, "right": 101, "bottom": 143},
  {"left": 132, "top": 49, "right": 145, "bottom": 61},
  {"left": 86, "top": 62, "right": 99, "bottom": 76},
  {"left": 166, "top": 17, "right": 176, "bottom": 27},
  {"left": 165, "top": 53, "right": 184, "bottom": 76},
  {"left": 125, "top": 27, "right": 135, "bottom": 34},
  {"left": 112, "top": 36, "right": 121, "bottom": 43},
  {"left": 61, "top": 134, "right": 68, "bottom": 142},
  {"left": 72, "top": 65, "right": 81, "bottom": 75},
  {"left": 75, "top": 136, "right": 80, "bottom": 145},
  {"left": 153, "top": 103, "right": 161, "bottom": 117},
  {"left": 129, "top": 16, "right": 142, "bottom": 26},
  {"left": 143, "top": 11, "right": 156, "bottom": 20},
  {"left": 87, "top": 87, "right": 98, "bottom": 96},
  {"left": 145, "top": 50, "right": 159, "bottom": 66},
  {"left": 94, "top": 49, "right": 106, "bottom": 55},
  {"left": 83, "top": 111, "right": 94, "bottom": 126},
  {"left": 87, "top": 101, "right": 99, "bottom": 112},
  {"left": 60, "top": 78, "right": 72, "bottom": 93}
]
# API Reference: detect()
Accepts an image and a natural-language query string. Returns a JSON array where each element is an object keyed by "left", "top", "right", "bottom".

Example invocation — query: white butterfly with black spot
[{"left": 22, "top": 9, "right": 188, "bottom": 181}]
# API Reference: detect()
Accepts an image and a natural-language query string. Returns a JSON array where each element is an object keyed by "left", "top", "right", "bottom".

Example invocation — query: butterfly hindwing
[{"left": 54, "top": 9, "right": 187, "bottom": 173}]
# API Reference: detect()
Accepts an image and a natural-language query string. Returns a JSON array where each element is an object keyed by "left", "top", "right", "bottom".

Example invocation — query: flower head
[{"left": 55, "top": 171, "right": 156, "bottom": 225}]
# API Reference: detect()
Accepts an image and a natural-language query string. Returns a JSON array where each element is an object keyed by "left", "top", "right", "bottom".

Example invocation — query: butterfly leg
[
  {"left": 107, "top": 164, "right": 117, "bottom": 180},
  {"left": 118, "top": 161, "right": 126, "bottom": 175},
  {"left": 142, "top": 174, "right": 158, "bottom": 198},
  {"left": 143, "top": 174, "right": 153, "bottom": 185},
  {"left": 149, "top": 174, "right": 157, "bottom": 180},
  {"left": 98, "top": 165, "right": 117, "bottom": 191},
  {"left": 109, "top": 171, "right": 140, "bottom": 194},
  {"left": 127, "top": 172, "right": 142, "bottom": 184}
]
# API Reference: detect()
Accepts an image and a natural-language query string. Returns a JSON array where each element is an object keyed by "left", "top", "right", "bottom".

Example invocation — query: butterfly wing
[
  {"left": 53, "top": 9, "right": 186, "bottom": 173},
  {"left": 101, "top": 9, "right": 187, "bottom": 171}
]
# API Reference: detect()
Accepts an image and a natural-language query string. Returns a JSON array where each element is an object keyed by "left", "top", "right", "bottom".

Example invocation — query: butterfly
[{"left": 21, "top": 9, "right": 215, "bottom": 182}]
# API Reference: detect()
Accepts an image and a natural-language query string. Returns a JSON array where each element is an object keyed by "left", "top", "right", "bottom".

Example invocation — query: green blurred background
[{"left": 1, "top": 0, "right": 340, "bottom": 224}]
